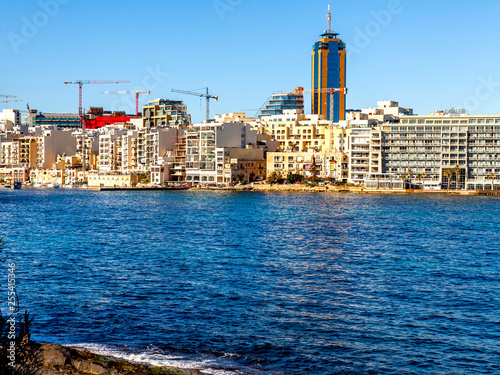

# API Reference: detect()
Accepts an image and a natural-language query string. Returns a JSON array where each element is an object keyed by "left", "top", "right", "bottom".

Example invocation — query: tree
[
  {"left": 488, "top": 172, "right": 496, "bottom": 191},
  {"left": 417, "top": 173, "right": 426, "bottom": 189},
  {"left": 401, "top": 172, "right": 408, "bottom": 189},
  {"left": 287, "top": 173, "right": 303, "bottom": 184},
  {"left": 444, "top": 169, "right": 453, "bottom": 191},
  {"left": 266, "top": 171, "right": 283, "bottom": 184},
  {"left": 453, "top": 165, "right": 461, "bottom": 190},
  {"left": 287, "top": 141, "right": 299, "bottom": 152}
]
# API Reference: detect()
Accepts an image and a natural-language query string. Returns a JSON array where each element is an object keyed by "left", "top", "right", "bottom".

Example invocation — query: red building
[{"left": 84, "top": 108, "right": 132, "bottom": 129}]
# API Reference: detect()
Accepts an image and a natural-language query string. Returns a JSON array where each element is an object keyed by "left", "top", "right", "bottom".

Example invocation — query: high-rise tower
[{"left": 311, "top": 4, "right": 346, "bottom": 122}]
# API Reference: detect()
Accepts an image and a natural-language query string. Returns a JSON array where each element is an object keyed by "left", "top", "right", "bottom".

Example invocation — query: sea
[{"left": 0, "top": 188, "right": 498, "bottom": 374}]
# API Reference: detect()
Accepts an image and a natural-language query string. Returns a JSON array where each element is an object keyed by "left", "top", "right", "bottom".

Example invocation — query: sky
[{"left": 1, "top": 0, "right": 500, "bottom": 123}]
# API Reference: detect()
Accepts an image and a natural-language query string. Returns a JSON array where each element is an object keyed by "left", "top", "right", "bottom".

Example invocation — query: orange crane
[
  {"left": 295, "top": 87, "right": 348, "bottom": 122},
  {"left": 100, "top": 90, "right": 150, "bottom": 118},
  {"left": 64, "top": 80, "right": 130, "bottom": 128}
]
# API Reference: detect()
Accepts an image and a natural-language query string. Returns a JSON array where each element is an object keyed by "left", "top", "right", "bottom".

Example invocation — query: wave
[{"left": 68, "top": 343, "right": 267, "bottom": 375}]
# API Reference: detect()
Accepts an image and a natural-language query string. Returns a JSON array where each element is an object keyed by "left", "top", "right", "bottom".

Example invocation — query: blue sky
[{"left": 1, "top": 0, "right": 500, "bottom": 123}]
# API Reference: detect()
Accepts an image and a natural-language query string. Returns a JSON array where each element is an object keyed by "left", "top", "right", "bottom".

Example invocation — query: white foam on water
[{"left": 68, "top": 343, "right": 245, "bottom": 375}]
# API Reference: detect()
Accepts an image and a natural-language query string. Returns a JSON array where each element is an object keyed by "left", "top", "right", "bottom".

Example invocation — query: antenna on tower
[{"left": 327, "top": 3, "right": 332, "bottom": 33}]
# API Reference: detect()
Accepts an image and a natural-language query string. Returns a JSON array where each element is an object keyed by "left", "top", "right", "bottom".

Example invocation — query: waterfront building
[
  {"left": 328, "top": 126, "right": 351, "bottom": 182},
  {"left": 87, "top": 172, "right": 144, "bottom": 188},
  {"left": 379, "top": 112, "right": 500, "bottom": 190},
  {"left": 256, "top": 87, "right": 304, "bottom": 118},
  {"left": 136, "top": 127, "right": 184, "bottom": 171},
  {"left": 266, "top": 151, "right": 337, "bottom": 181},
  {"left": 311, "top": 5, "right": 346, "bottom": 122},
  {"left": 118, "top": 130, "right": 139, "bottom": 172},
  {"left": 185, "top": 121, "right": 259, "bottom": 186},
  {"left": 348, "top": 128, "right": 372, "bottom": 185},
  {"left": 142, "top": 99, "right": 191, "bottom": 128},
  {"left": 35, "top": 129, "right": 77, "bottom": 169},
  {"left": 98, "top": 127, "right": 129, "bottom": 172},
  {"left": 220, "top": 148, "right": 266, "bottom": 185},
  {"left": 170, "top": 132, "right": 186, "bottom": 183},
  {"left": 0, "top": 166, "right": 30, "bottom": 184},
  {"left": 0, "top": 134, "right": 37, "bottom": 168},
  {"left": 259, "top": 110, "right": 331, "bottom": 152}
]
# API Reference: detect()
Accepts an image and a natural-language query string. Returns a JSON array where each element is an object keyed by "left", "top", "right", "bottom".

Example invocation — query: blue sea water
[{"left": 0, "top": 189, "right": 499, "bottom": 374}]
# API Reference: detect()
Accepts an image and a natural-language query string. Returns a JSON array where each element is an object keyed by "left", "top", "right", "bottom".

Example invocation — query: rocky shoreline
[{"left": 20, "top": 342, "right": 203, "bottom": 375}]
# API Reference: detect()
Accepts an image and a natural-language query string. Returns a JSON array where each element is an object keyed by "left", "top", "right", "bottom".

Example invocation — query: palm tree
[
  {"left": 417, "top": 173, "right": 426, "bottom": 190},
  {"left": 407, "top": 169, "right": 414, "bottom": 188},
  {"left": 453, "top": 165, "right": 461, "bottom": 190},
  {"left": 401, "top": 172, "right": 408, "bottom": 189},
  {"left": 488, "top": 172, "right": 496, "bottom": 191},
  {"left": 444, "top": 169, "right": 453, "bottom": 191}
]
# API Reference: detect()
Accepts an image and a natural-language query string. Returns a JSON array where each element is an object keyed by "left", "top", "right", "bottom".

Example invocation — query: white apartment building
[{"left": 185, "top": 121, "right": 258, "bottom": 186}]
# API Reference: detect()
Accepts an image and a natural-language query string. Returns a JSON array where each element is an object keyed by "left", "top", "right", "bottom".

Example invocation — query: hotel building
[{"left": 379, "top": 112, "right": 500, "bottom": 190}]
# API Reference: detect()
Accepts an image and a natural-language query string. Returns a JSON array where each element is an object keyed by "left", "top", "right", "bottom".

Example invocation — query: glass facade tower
[{"left": 311, "top": 6, "right": 346, "bottom": 122}]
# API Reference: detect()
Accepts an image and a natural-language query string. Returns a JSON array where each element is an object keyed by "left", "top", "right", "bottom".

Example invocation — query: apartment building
[
  {"left": 142, "top": 99, "right": 191, "bottom": 128},
  {"left": 259, "top": 110, "right": 331, "bottom": 152},
  {"left": 98, "top": 128, "right": 129, "bottom": 172},
  {"left": 185, "top": 121, "right": 258, "bottom": 186},
  {"left": 220, "top": 148, "right": 266, "bottom": 185},
  {"left": 36, "top": 129, "right": 77, "bottom": 169},
  {"left": 266, "top": 151, "right": 337, "bottom": 181}
]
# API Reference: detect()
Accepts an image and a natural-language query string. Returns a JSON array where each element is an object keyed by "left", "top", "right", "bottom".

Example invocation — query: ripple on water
[{"left": 0, "top": 190, "right": 498, "bottom": 374}]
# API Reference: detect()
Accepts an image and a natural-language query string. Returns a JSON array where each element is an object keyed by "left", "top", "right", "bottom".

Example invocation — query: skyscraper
[{"left": 311, "top": 4, "right": 346, "bottom": 122}]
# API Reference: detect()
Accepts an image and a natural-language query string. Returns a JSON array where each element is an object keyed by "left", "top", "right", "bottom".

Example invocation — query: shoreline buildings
[{"left": 1, "top": 6, "right": 500, "bottom": 191}]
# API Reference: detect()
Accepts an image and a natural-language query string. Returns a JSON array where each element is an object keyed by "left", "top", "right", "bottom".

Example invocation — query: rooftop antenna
[{"left": 327, "top": 3, "right": 332, "bottom": 33}]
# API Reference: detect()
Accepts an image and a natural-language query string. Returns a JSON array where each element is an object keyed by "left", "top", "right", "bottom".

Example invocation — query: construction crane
[
  {"left": 100, "top": 90, "right": 150, "bottom": 118},
  {"left": 63, "top": 80, "right": 130, "bottom": 128},
  {"left": 171, "top": 87, "right": 218, "bottom": 121},
  {"left": 0, "top": 99, "right": 22, "bottom": 103},
  {"left": 296, "top": 87, "right": 348, "bottom": 122},
  {"left": 1, "top": 99, "right": 22, "bottom": 110}
]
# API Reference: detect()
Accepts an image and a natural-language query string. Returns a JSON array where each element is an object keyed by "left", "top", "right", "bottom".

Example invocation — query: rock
[
  {"left": 72, "top": 359, "right": 108, "bottom": 374},
  {"left": 38, "top": 343, "right": 71, "bottom": 366},
  {"left": 22, "top": 342, "right": 198, "bottom": 375}
]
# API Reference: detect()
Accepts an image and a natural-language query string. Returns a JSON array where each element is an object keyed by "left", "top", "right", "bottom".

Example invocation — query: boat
[
  {"left": 13, "top": 182, "right": 22, "bottom": 189},
  {"left": 54, "top": 184, "right": 60, "bottom": 189},
  {"left": 4, "top": 184, "right": 11, "bottom": 189}
]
